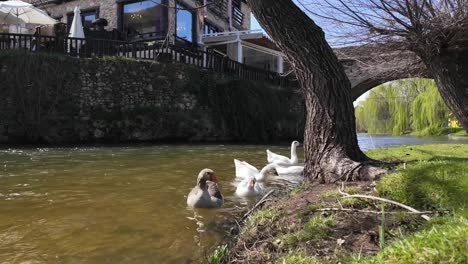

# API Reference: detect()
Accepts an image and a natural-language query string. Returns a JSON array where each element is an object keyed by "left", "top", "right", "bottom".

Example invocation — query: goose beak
[
  {"left": 211, "top": 175, "right": 218, "bottom": 183},
  {"left": 250, "top": 180, "right": 255, "bottom": 188}
]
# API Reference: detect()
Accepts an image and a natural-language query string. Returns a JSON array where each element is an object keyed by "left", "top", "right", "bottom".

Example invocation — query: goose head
[
  {"left": 197, "top": 168, "right": 218, "bottom": 186},
  {"left": 261, "top": 163, "right": 279, "bottom": 176},
  {"left": 292, "top": 141, "right": 301, "bottom": 148}
]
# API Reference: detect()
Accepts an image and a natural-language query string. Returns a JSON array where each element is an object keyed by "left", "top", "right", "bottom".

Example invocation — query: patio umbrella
[
  {"left": 0, "top": 1, "right": 57, "bottom": 30},
  {"left": 68, "top": 7, "right": 84, "bottom": 38},
  {"left": 0, "top": 9, "right": 22, "bottom": 25},
  {"left": 68, "top": 7, "right": 84, "bottom": 54}
]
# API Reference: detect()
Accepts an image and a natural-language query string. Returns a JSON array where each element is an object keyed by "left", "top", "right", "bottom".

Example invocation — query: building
[
  {"left": 27, "top": 0, "right": 250, "bottom": 42},
  {"left": 26, "top": 0, "right": 285, "bottom": 74}
]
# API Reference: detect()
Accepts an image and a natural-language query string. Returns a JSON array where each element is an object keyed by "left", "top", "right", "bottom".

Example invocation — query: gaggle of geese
[{"left": 187, "top": 141, "right": 303, "bottom": 208}]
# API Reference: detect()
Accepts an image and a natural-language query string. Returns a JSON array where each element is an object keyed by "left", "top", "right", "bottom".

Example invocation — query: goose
[
  {"left": 234, "top": 159, "right": 278, "bottom": 182},
  {"left": 266, "top": 141, "right": 300, "bottom": 166},
  {"left": 275, "top": 164, "right": 304, "bottom": 175},
  {"left": 187, "top": 168, "right": 223, "bottom": 208},
  {"left": 235, "top": 177, "right": 263, "bottom": 197}
]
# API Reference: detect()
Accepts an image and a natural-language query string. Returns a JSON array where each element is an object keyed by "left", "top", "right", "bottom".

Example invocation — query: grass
[
  {"left": 409, "top": 127, "right": 465, "bottom": 136},
  {"left": 302, "top": 215, "right": 336, "bottom": 240},
  {"left": 354, "top": 217, "right": 468, "bottom": 264},
  {"left": 361, "top": 144, "right": 468, "bottom": 263},
  {"left": 208, "top": 245, "right": 229, "bottom": 264},
  {"left": 275, "top": 251, "right": 320, "bottom": 264},
  {"left": 282, "top": 215, "right": 336, "bottom": 246},
  {"left": 244, "top": 208, "right": 279, "bottom": 228},
  {"left": 368, "top": 145, "right": 468, "bottom": 216},
  {"left": 449, "top": 129, "right": 467, "bottom": 136}
]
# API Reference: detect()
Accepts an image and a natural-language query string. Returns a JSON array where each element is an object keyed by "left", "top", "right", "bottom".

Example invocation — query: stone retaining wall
[{"left": 0, "top": 52, "right": 304, "bottom": 144}]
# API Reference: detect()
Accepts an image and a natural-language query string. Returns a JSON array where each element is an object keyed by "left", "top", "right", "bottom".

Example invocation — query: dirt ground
[{"left": 222, "top": 182, "right": 424, "bottom": 263}]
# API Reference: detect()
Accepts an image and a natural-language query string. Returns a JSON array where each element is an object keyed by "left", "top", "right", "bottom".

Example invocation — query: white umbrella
[
  {"left": 0, "top": 1, "right": 57, "bottom": 29},
  {"left": 68, "top": 7, "right": 84, "bottom": 55},
  {"left": 0, "top": 9, "right": 22, "bottom": 25},
  {"left": 68, "top": 6, "right": 84, "bottom": 38}
]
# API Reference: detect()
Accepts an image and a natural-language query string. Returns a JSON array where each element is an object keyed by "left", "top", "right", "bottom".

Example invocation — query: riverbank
[
  {"left": 212, "top": 144, "right": 468, "bottom": 263},
  {"left": 409, "top": 127, "right": 467, "bottom": 137}
]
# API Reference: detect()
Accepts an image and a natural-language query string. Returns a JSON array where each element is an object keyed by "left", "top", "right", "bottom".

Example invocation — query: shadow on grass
[{"left": 379, "top": 161, "right": 468, "bottom": 214}]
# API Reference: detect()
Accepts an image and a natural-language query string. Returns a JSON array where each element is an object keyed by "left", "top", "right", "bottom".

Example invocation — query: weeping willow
[{"left": 355, "top": 79, "right": 450, "bottom": 135}]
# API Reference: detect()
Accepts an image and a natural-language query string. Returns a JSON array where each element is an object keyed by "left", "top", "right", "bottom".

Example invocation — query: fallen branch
[
  {"left": 312, "top": 207, "right": 446, "bottom": 215},
  {"left": 241, "top": 190, "right": 275, "bottom": 222},
  {"left": 339, "top": 183, "right": 431, "bottom": 221}
]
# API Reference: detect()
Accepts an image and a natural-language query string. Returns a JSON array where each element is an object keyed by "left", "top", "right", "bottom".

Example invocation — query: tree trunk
[
  {"left": 247, "top": 0, "right": 386, "bottom": 182},
  {"left": 424, "top": 49, "right": 468, "bottom": 132}
]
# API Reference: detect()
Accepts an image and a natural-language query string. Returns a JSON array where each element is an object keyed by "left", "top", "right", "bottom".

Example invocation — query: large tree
[
  {"left": 299, "top": 0, "right": 468, "bottom": 132},
  {"left": 247, "top": 0, "right": 386, "bottom": 183}
]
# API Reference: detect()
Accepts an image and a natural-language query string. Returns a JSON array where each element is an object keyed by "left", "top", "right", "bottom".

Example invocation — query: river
[{"left": 0, "top": 135, "right": 466, "bottom": 263}]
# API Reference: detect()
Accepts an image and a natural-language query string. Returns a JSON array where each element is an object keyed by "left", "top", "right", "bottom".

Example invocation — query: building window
[
  {"left": 204, "top": 21, "right": 220, "bottom": 35},
  {"left": 176, "top": 3, "right": 194, "bottom": 42},
  {"left": 67, "top": 9, "right": 99, "bottom": 30},
  {"left": 121, "top": 0, "right": 167, "bottom": 37}
]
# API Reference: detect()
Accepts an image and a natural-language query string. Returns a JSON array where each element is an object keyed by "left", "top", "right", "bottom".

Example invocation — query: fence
[{"left": 0, "top": 32, "right": 293, "bottom": 86}]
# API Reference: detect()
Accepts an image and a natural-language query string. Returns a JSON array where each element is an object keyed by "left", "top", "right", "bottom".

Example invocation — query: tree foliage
[{"left": 355, "top": 79, "right": 450, "bottom": 135}]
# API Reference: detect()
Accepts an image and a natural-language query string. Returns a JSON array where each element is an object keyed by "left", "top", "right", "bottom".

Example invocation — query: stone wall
[{"left": 0, "top": 51, "right": 304, "bottom": 144}]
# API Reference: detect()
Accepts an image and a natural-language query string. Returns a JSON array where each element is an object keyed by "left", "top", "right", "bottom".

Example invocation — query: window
[
  {"left": 176, "top": 3, "right": 194, "bottom": 42},
  {"left": 204, "top": 21, "right": 220, "bottom": 35},
  {"left": 121, "top": 0, "right": 167, "bottom": 37},
  {"left": 67, "top": 9, "right": 99, "bottom": 30}
]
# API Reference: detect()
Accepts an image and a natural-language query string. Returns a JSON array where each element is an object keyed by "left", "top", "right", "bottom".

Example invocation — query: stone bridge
[{"left": 335, "top": 45, "right": 427, "bottom": 100}]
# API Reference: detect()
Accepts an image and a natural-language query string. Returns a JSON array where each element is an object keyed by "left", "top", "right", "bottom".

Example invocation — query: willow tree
[
  {"left": 248, "top": 0, "right": 386, "bottom": 182},
  {"left": 300, "top": 0, "right": 468, "bottom": 133},
  {"left": 355, "top": 79, "right": 448, "bottom": 135}
]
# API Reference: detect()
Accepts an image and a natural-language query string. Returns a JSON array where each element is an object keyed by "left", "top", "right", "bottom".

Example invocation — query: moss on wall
[{"left": 0, "top": 51, "right": 304, "bottom": 144}]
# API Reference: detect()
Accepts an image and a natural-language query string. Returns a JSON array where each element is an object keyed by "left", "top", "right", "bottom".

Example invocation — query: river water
[{"left": 0, "top": 135, "right": 466, "bottom": 263}]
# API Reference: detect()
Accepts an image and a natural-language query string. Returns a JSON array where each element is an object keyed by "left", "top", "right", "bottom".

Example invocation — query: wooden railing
[{"left": 0, "top": 32, "right": 293, "bottom": 86}]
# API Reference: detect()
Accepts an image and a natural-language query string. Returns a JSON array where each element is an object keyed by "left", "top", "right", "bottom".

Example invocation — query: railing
[{"left": 0, "top": 32, "right": 292, "bottom": 86}]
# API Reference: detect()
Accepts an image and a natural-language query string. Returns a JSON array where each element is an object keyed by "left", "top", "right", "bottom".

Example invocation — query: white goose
[
  {"left": 187, "top": 168, "right": 223, "bottom": 208},
  {"left": 274, "top": 164, "right": 304, "bottom": 175},
  {"left": 234, "top": 159, "right": 278, "bottom": 182},
  {"left": 266, "top": 141, "right": 300, "bottom": 166},
  {"left": 235, "top": 177, "right": 263, "bottom": 197}
]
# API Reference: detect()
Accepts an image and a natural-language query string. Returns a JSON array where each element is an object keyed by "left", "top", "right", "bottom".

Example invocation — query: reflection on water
[{"left": 0, "top": 135, "right": 466, "bottom": 263}]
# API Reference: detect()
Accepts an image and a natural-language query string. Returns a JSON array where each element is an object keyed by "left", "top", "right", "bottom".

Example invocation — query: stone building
[
  {"left": 26, "top": 0, "right": 284, "bottom": 73},
  {"left": 27, "top": 0, "right": 251, "bottom": 43}
]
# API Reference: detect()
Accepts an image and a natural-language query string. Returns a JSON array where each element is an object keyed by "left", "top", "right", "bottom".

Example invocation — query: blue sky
[{"left": 250, "top": 15, "right": 263, "bottom": 31}]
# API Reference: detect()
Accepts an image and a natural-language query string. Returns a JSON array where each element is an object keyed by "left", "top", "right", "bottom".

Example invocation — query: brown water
[{"left": 0, "top": 145, "right": 302, "bottom": 263}]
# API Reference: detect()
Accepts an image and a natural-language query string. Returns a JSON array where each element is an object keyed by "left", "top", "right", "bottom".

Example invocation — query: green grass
[
  {"left": 208, "top": 244, "right": 229, "bottom": 264},
  {"left": 366, "top": 144, "right": 468, "bottom": 162},
  {"left": 353, "top": 217, "right": 468, "bottom": 264},
  {"left": 367, "top": 145, "right": 468, "bottom": 216},
  {"left": 409, "top": 127, "right": 464, "bottom": 136},
  {"left": 283, "top": 215, "right": 336, "bottom": 246},
  {"left": 357, "top": 144, "right": 468, "bottom": 263},
  {"left": 275, "top": 251, "right": 320, "bottom": 264},
  {"left": 245, "top": 208, "right": 279, "bottom": 228},
  {"left": 302, "top": 215, "right": 336, "bottom": 240},
  {"left": 449, "top": 129, "right": 467, "bottom": 136}
]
